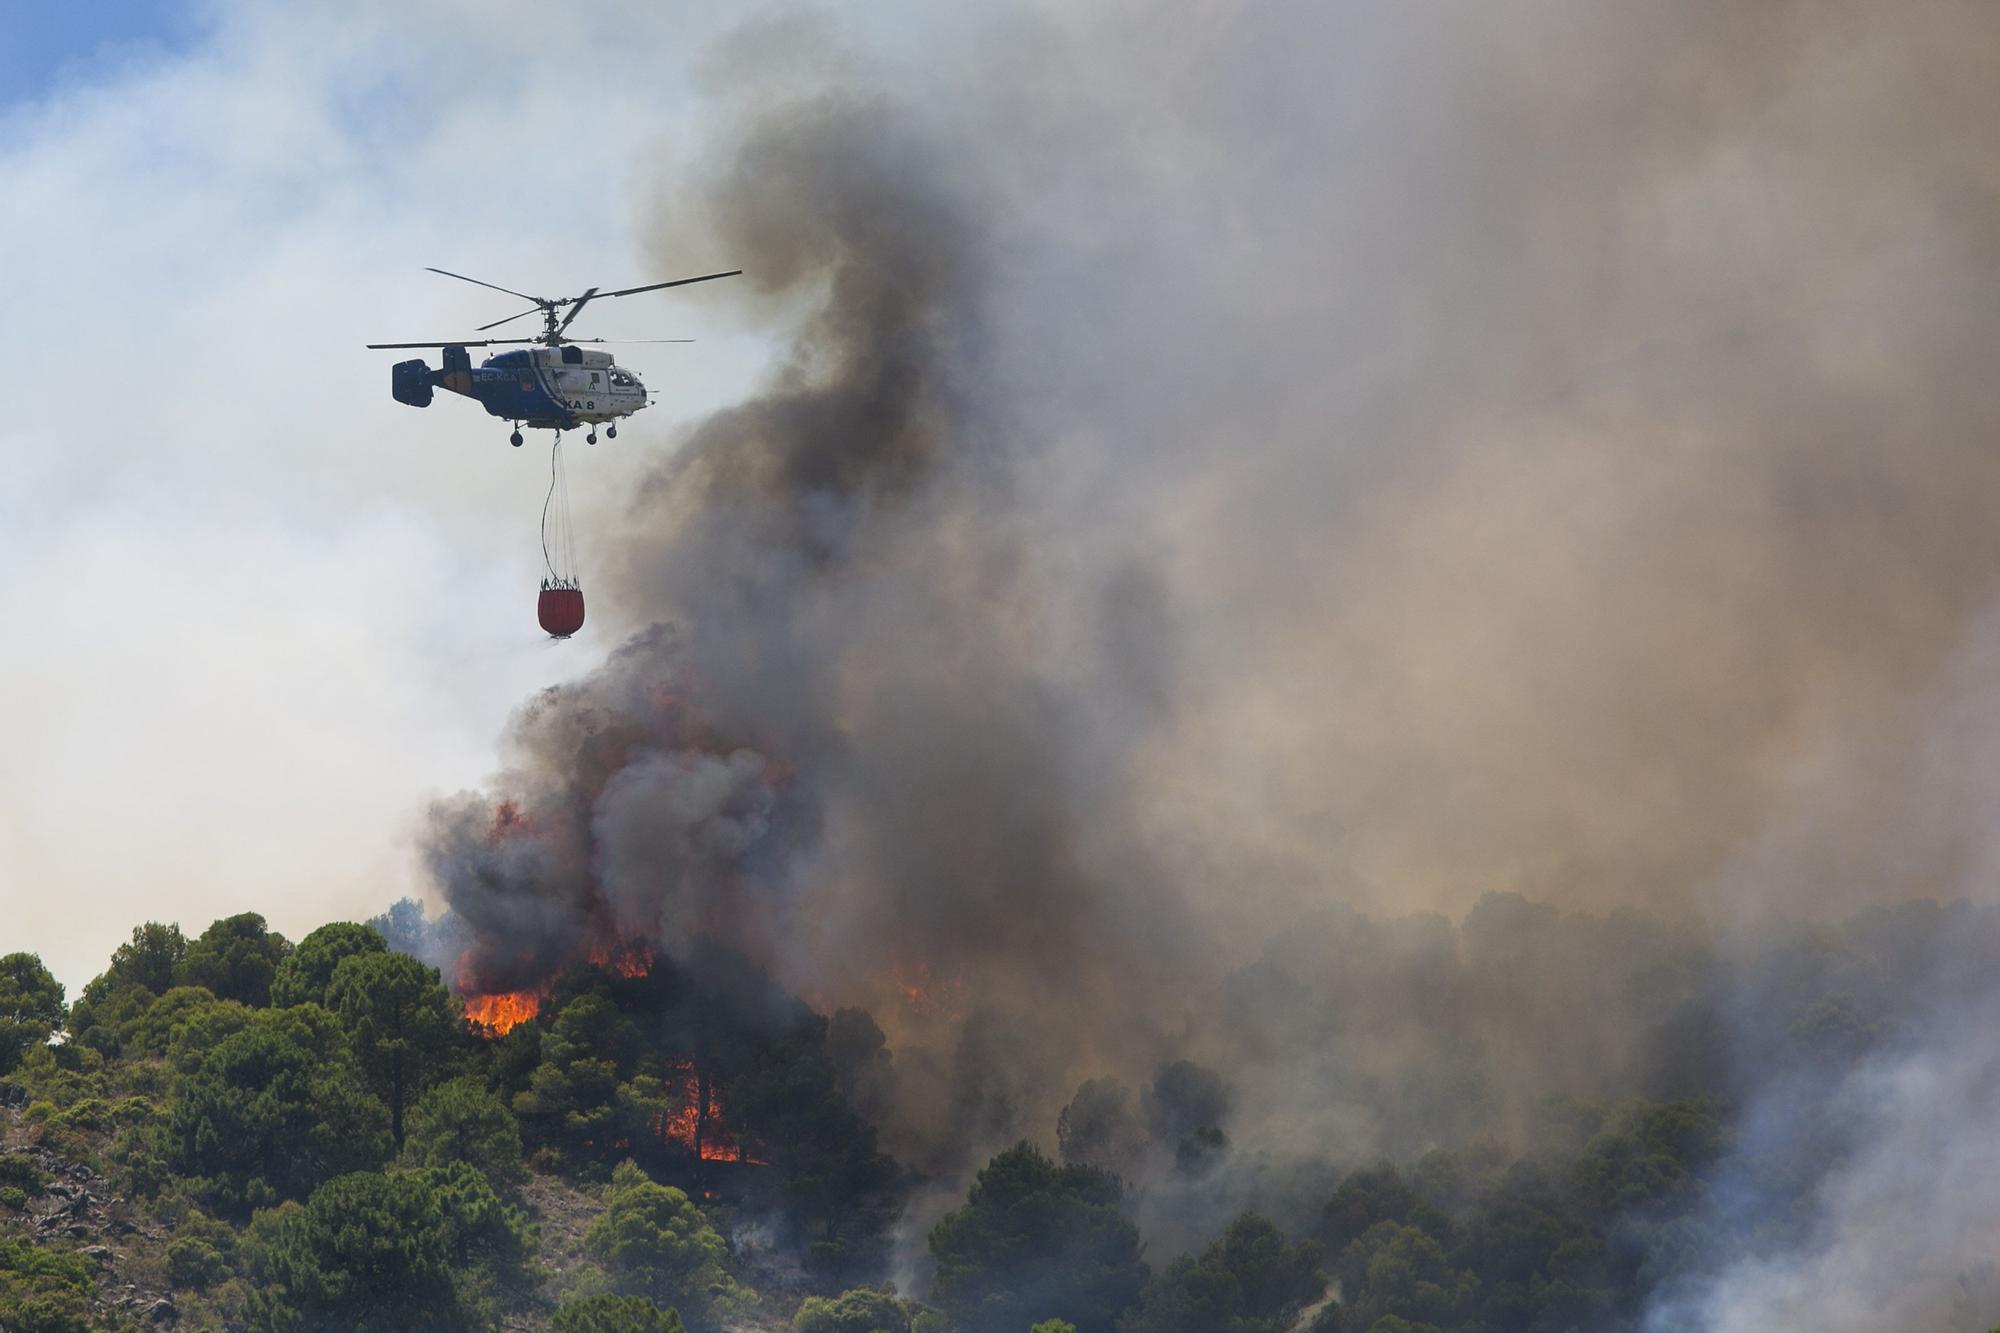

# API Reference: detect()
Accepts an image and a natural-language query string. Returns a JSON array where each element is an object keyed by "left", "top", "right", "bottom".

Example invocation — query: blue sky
[{"left": 0, "top": 0, "right": 208, "bottom": 111}]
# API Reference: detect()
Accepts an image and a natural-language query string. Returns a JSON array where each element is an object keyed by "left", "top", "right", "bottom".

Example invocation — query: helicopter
[{"left": 368, "top": 266, "right": 740, "bottom": 446}]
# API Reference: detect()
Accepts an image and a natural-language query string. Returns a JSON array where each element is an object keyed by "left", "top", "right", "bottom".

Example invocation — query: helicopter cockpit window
[
  {"left": 610, "top": 371, "right": 634, "bottom": 387},
  {"left": 590, "top": 372, "right": 601, "bottom": 387}
]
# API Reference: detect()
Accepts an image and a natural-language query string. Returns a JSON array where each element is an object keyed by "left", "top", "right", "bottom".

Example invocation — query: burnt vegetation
[{"left": 4, "top": 896, "right": 1998, "bottom": 1330}]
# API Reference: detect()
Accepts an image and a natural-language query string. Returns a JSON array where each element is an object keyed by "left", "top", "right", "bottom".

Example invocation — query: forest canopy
[{"left": 2, "top": 895, "right": 1995, "bottom": 1329}]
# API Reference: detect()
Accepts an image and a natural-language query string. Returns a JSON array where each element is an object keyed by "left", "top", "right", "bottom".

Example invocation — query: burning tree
[
  {"left": 464, "top": 944, "right": 903, "bottom": 1278},
  {"left": 453, "top": 917, "right": 918, "bottom": 1190}
]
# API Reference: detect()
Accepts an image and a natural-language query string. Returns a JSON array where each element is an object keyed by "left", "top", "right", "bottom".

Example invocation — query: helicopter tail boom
[{"left": 391, "top": 346, "right": 477, "bottom": 408}]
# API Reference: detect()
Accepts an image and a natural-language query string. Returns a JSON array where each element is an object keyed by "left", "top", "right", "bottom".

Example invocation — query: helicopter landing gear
[
  {"left": 509, "top": 428, "right": 524, "bottom": 448},
  {"left": 605, "top": 423, "right": 617, "bottom": 440},
  {"left": 585, "top": 428, "right": 598, "bottom": 445}
]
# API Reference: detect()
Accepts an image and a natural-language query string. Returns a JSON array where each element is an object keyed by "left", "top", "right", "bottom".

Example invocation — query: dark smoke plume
[{"left": 422, "top": 2, "right": 2000, "bottom": 1323}]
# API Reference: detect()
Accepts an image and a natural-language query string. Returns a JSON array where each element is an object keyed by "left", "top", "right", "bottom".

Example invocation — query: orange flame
[
  {"left": 464, "top": 989, "right": 542, "bottom": 1035},
  {"left": 651, "top": 1061, "right": 766, "bottom": 1164},
  {"left": 459, "top": 939, "right": 658, "bottom": 1040},
  {"left": 588, "top": 941, "right": 656, "bottom": 978}
]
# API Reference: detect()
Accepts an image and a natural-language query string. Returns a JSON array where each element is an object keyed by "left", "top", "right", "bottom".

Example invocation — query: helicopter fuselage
[{"left": 392, "top": 344, "right": 646, "bottom": 432}]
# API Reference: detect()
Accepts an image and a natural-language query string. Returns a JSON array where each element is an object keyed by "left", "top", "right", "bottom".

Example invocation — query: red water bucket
[{"left": 538, "top": 584, "right": 585, "bottom": 638}]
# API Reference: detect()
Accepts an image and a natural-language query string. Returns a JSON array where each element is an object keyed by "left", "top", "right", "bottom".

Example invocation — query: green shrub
[
  {"left": 0, "top": 1238, "right": 88, "bottom": 1286},
  {"left": 0, "top": 1235, "right": 93, "bottom": 1333},
  {"left": 110, "top": 1094, "right": 159, "bottom": 1125},
  {"left": 167, "top": 1236, "right": 230, "bottom": 1289},
  {"left": 411, "top": 1161, "right": 537, "bottom": 1271},
  {"left": 0, "top": 1156, "right": 46, "bottom": 1193},
  {"left": 167, "top": 1005, "right": 391, "bottom": 1215},
  {"left": 583, "top": 1160, "right": 748, "bottom": 1330},
  {"left": 552, "top": 1292, "right": 687, "bottom": 1332},
  {"left": 403, "top": 1076, "right": 525, "bottom": 1185},
  {"left": 52, "top": 1098, "right": 110, "bottom": 1131},
  {"left": 239, "top": 1172, "right": 456, "bottom": 1331},
  {"left": 110, "top": 1120, "right": 174, "bottom": 1200},
  {"left": 792, "top": 1285, "right": 911, "bottom": 1333}
]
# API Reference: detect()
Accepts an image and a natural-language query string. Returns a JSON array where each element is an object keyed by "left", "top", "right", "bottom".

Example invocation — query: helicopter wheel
[
  {"left": 509, "top": 429, "right": 524, "bottom": 448},
  {"left": 605, "top": 423, "right": 617, "bottom": 440},
  {"left": 586, "top": 429, "right": 598, "bottom": 445}
]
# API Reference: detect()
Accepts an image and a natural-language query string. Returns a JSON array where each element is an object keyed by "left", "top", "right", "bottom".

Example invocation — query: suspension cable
[
  {"left": 541, "top": 434, "right": 572, "bottom": 587},
  {"left": 560, "top": 436, "right": 576, "bottom": 579}
]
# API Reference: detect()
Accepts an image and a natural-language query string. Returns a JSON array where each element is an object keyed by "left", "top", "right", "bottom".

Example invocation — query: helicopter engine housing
[{"left": 391, "top": 358, "right": 435, "bottom": 407}]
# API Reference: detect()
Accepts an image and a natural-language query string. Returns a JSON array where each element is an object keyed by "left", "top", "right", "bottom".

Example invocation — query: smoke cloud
[{"left": 420, "top": 2, "right": 2000, "bottom": 1323}]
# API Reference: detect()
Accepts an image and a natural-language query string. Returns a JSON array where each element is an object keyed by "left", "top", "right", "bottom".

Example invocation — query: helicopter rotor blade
[
  {"left": 555, "top": 287, "right": 600, "bottom": 336},
  {"left": 475, "top": 304, "right": 547, "bottom": 332},
  {"left": 423, "top": 267, "right": 547, "bottom": 304},
  {"left": 364, "top": 338, "right": 540, "bottom": 349},
  {"left": 593, "top": 269, "right": 742, "bottom": 301},
  {"left": 564, "top": 338, "right": 696, "bottom": 344}
]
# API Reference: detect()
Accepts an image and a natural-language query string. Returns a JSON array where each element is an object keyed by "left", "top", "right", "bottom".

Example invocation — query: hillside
[{"left": 4, "top": 898, "right": 1999, "bottom": 1331}]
